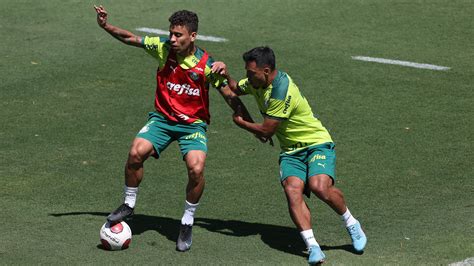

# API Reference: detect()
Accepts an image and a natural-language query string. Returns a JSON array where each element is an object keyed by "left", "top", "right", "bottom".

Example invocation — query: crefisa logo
[{"left": 166, "top": 81, "right": 201, "bottom": 96}]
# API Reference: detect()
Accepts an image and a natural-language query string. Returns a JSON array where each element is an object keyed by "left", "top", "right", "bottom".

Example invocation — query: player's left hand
[
  {"left": 232, "top": 105, "right": 247, "bottom": 127},
  {"left": 267, "top": 137, "right": 274, "bottom": 146},
  {"left": 255, "top": 135, "right": 274, "bottom": 146},
  {"left": 232, "top": 112, "right": 244, "bottom": 126}
]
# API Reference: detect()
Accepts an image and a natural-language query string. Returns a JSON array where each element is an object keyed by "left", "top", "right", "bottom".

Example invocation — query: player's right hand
[
  {"left": 211, "top": 61, "right": 229, "bottom": 78},
  {"left": 94, "top": 5, "right": 108, "bottom": 28}
]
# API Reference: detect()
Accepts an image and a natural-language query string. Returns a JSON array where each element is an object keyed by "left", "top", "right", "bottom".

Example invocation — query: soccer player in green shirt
[{"left": 214, "top": 47, "right": 367, "bottom": 264}]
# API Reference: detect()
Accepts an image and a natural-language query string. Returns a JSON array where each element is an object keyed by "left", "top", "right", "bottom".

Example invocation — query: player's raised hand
[{"left": 94, "top": 5, "right": 108, "bottom": 28}]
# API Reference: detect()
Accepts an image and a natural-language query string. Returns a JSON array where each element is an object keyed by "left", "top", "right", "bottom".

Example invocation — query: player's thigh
[
  {"left": 177, "top": 122, "right": 208, "bottom": 158},
  {"left": 135, "top": 117, "right": 174, "bottom": 158},
  {"left": 279, "top": 150, "right": 308, "bottom": 184},
  {"left": 307, "top": 142, "right": 336, "bottom": 183}
]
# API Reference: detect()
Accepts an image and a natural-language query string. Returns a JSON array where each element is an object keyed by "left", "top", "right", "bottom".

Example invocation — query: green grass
[{"left": 1, "top": 0, "right": 473, "bottom": 264}]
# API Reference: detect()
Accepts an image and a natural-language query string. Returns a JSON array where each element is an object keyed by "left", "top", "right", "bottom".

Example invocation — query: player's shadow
[
  {"left": 49, "top": 212, "right": 357, "bottom": 256},
  {"left": 193, "top": 218, "right": 357, "bottom": 256}
]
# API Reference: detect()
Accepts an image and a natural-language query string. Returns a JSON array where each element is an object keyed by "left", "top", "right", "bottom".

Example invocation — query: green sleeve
[
  {"left": 203, "top": 55, "right": 228, "bottom": 89},
  {"left": 209, "top": 73, "right": 228, "bottom": 89},
  {"left": 237, "top": 79, "right": 251, "bottom": 95},
  {"left": 143, "top": 36, "right": 169, "bottom": 66}
]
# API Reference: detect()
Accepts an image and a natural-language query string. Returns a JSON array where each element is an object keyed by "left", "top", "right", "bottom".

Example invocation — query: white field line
[
  {"left": 449, "top": 257, "right": 474, "bottom": 266},
  {"left": 136, "top": 27, "right": 228, "bottom": 42},
  {"left": 352, "top": 56, "right": 450, "bottom": 71}
]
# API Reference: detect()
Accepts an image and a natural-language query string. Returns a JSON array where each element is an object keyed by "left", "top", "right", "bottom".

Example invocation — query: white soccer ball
[{"left": 99, "top": 221, "right": 132, "bottom": 251}]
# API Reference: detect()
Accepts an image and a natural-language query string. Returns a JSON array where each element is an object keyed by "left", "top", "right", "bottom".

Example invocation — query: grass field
[{"left": 1, "top": 0, "right": 473, "bottom": 264}]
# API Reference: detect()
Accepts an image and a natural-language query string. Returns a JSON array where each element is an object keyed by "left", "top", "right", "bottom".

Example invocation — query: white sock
[
  {"left": 300, "top": 229, "right": 319, "bottom": 249},
  {"left": 341, "top": 208, "right": 357, "bottom": 227},
  {"left": 181, "top": 200, "right": 199, "bottom": 225},
  {"left": 123, "top": 186, "right": 138, "bottom": 208}
]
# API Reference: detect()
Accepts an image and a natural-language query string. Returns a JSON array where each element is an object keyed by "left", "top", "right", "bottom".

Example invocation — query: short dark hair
[
  {"left": 169, "top": 10, "right": 199, "bottom": 33},
  {"left": 242, "top": 46, "right": 276, "bottom": 70}
]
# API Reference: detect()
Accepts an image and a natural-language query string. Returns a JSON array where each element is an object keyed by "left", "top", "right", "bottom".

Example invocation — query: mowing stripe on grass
[
  {"left": 136, "top": 27, "right": 228, "bottom": 42},
  {"left": 352, "top": 56, "right": 450, "bottom": 71},
  {"left": 449, "top": 257, "right": 474, "bottom": 266}
]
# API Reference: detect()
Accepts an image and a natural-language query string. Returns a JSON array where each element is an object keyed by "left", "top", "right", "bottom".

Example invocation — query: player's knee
[
  {"left": 127, "top": 149, "right": 140, "bottom": 163},
  {"left": 284, "top": 183, "right": 303, "bottom": 202},
  {"left": 309, "top": 176, "right": 332, "bottom": 200},
  {"left": 127, "top": 139, "right": 154, "bottom": 164},
  {"left": 185, "top": 152, "right": 206, "bottom": 180},
  {"left": 310, "top": 181, "right": 332, "bottom": 201},
  {"left": 187, "top": 162, "right": 205, "bottom": 180},
  {"left": 127, "top": 147, "right": 146, "bottom": 165}
]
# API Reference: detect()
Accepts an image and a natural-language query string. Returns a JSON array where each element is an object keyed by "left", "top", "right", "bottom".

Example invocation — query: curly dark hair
[
  {"left": 242, "top": 46, "right": 276, "bottom": 70},
  {"left": 169, "top": 10, "right": 199, "bottom": 33}
]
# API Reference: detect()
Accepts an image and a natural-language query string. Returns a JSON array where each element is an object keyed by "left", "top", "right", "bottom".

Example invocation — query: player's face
[
  {"left": 245, "top": 61, "right": 269, "bottom": 88},
  {"left": 169, "top": 25, "right": 196, "bottom": 56}
]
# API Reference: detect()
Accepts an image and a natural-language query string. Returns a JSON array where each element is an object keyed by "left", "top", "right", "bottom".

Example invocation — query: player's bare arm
[
  {"left": 221, "top": 87, "right": 274, "bottom": 146},
  {"left": 212, "top": 61, "right": 274, "bottom": 145},
  {"left": 94, "top": 5, "right": 144, "bottom": 48},
  {"left": 216, "top": 84, "right": 254, "bottom": 122},
  {"left": 233, "top": 115, "right": 280, "bottom": 138},
  {"left": 211, "top": 62, "right": 250, "bottom": 118}
]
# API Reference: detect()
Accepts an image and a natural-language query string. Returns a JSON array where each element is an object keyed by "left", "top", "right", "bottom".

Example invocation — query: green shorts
[
  {"left": 279, "top": 142, "right": 336, "bottom": 184},
  {"left": 136, "top": 112, "right": 208, "bottom": 159}
]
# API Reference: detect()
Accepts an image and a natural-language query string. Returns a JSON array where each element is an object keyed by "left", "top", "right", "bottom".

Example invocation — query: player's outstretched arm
[
  {"left": 94, "top": 5, "right": 144, "bottom": 48},
  {"left": 211, "top": 62, "right": 251, "bottom": 119}
]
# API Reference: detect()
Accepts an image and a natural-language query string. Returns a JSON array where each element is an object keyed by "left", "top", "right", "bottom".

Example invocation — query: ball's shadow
[
  {"left": 50, "top": 211, "right": 357, "bottom": 256},
  {"left": 96, "top": 243, "right": 131, "bottom": 251}
]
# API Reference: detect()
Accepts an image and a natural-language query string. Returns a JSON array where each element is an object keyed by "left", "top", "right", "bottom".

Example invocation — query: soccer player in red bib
[{"left": 94, "top": 5, "right": 257, "bottom": 252}]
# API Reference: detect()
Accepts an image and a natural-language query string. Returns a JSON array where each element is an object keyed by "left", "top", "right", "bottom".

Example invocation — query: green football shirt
[{"left": 238, "top": 71, "right": 333, "bottom": 153}]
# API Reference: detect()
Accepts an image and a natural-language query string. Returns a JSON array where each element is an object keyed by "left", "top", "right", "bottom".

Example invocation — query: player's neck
[
  {"left": 265, "top": 70, "right": 278, "bottom": 88},
  {"left": 177, "top": 44, "right": 196, "bottom": 58}
]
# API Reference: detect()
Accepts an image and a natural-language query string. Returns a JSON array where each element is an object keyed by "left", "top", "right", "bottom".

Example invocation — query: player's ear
[
  {"left": 190, "top": 32, "right": 197, "bottom": 42},
  {"left": 263, "top": 66, "right": 271, "bottom": 76}
]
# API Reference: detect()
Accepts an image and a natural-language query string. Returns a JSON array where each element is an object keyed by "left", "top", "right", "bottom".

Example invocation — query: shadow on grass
[{"left": 50, "top": 212, "right": 358, "bottom": 256}]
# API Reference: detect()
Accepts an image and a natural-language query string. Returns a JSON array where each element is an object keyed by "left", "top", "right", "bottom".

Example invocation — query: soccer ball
[{"left": 99, "top": 221, "right": 132, "bottom": 251}]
